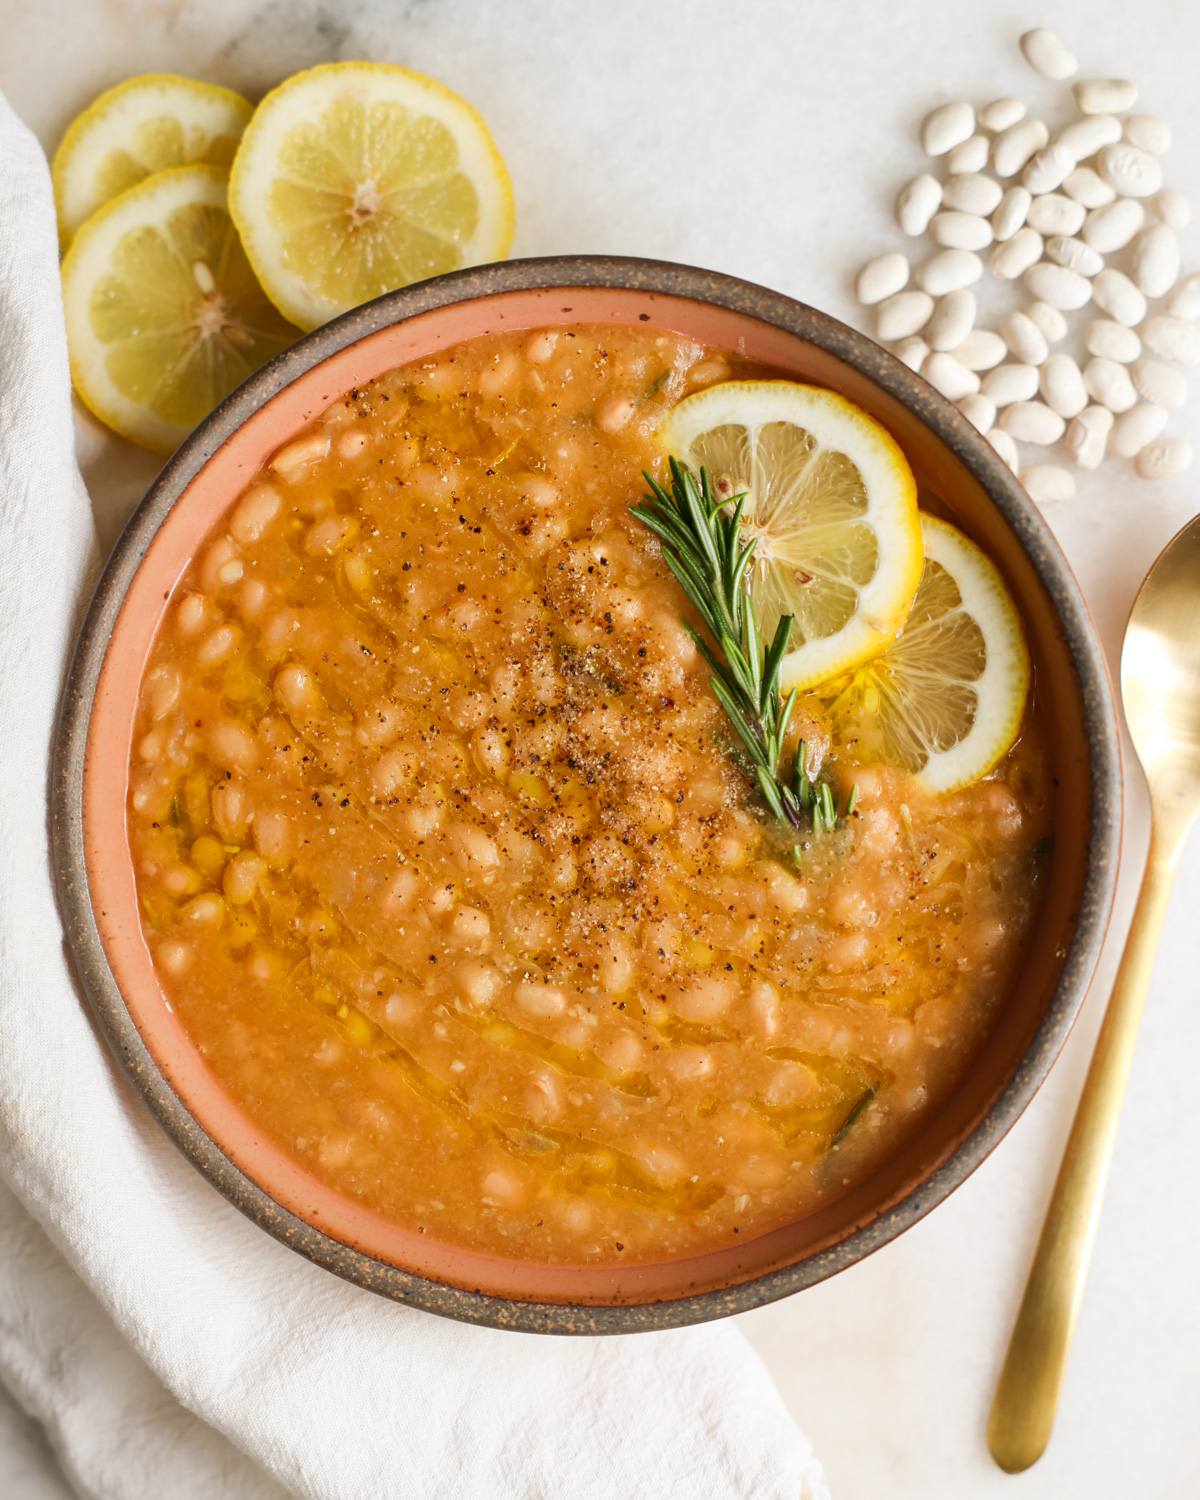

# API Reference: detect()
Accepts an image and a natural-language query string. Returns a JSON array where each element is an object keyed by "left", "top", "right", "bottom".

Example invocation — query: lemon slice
[
  {"left": 657, "top": 381, "right": 923, "bottom": 691},
  {"left": 53, "top": 73, "right": 252, "bottom": 247},
  {"left": 62, "top": 164, "right": 299, "bottom": 454},
  {"left": 228, "top": 62, "right": 515, "bottom": 331},
  {"left": 821, "top": 515, "right": 1031, "bottom": 793}
]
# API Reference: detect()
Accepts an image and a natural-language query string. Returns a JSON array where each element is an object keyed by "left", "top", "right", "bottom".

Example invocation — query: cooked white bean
[
  {"left": 1131, "top": 225, "right": 1180, "bottom": 298},
  {"left": 992, "top": 187, "right": 1033, "bottom": 242},
  {"left": 1085, "top": 319, "right": 1142, "bottom": 363},
  {"left": 1066, "top": 405, "right": 1114, "bottom": 469},
  {"left": 896, "top": 174, "right": 944, "bottom": 236},
  {"left": 944, "top": 173, "right": 1004, "bottom": 216},
  {"left": 1154, "top": 189, "right": 1191, "bottom": 231},
  {"left": 987, "top": 427, "right": 1021, "bottom": 471},
  {"left": 957, "top": 393, "right": 996, "bottom": 433},
  {"left": 1083, "top": 357, "right": 1138, "bottom": 412},
  {"left": 1056, "top": 115, "right": 1123, "bottom": 160},
  {"left": 1124, "top": 115, "right": 1171, "bottom": 155},
  {"left": 1141, "top": 316, "right": 1200, "bottom": 367},
  {"left": 980, "top": 98, "right": 1026, "bottom": 132},
  {"left": 993, "top": 118, "right": 1049, "bottom": 179},
  {"left": 269, "top": 431, "right": 330, "bottom": 480},
  {"left": 876, "top": 290, "right": 935, "bottom": 340},
  {"left": 921, "top": 351, "right": 980, "bottom": 400},
  {"left": 1028, "top": 194, "right": 1086, "bottom": 237},
  {"left": 1025, "top": 302, "right": 1068, "bottom": 344},
  {"left": 1098, "top": 143, "right": 1162, "bottom": 199},
  {"left": 892, "top": 336, "right": 930, "bottom": 372},
  {"left": 990, "top": 227, "right": 1043, "bottom": 280},
  {"left": 856, "top": 252, "right": 910, "bottom": 305},
  {"left": 1132, "top": 358, "right": 1187, "bottom": 409},
  {"left": 1092, "top": 268, "right": 1147, "bottom": 327},
  {"left": 1073, "top": 79, "right": 1138, "bottom": 116},
  {"left": 1169, "top": 274, "right": 1200, "bottom": 321},
  {"left": 927, "top": 289, "right": 976, "bottom": 350},
  {"left": 1000, "top": 311, "right": 1049, "bottom": 366},
  {"left": 1040, "top": 353, "right": 1088, "bottom": 418},
  {"left": 947, "top": 135, "right": 991, "bottom": 174},
  {"left": 1003, "top": 401, "right": 1066, "bottom": 444},
  {"left": 1021, "top": 29, "right": 1077, "bottom": 80},
  {"left": 917, "top": 250, "right": 983, "bottom": 295},
  {"left": 1064, "top": 167, "right": 1116, "bottom": 209},
  {"left": 983, "top": 362, "right": 1041, "bottom": 406},
  {"left": 1082, "top": 198, "right": 1145, "bottom": 252},
  {"left": 955, "top": 328, "right": 1008, "bottom": 370},
  {"left": 922, "top": 101, "right": 976, "bottom": 157},
  {"left": 1024, "top": 146, "right": 1077, "bottom": 196},
  {"left": 1045, "top": 236, "right": 1104, "bottom": 277},
  {"left": 1022, "top": 464, "right": 1076, "bottom": 503},
  {"left": 1135, "top": 438, "right": 1193, "bottom": 478},
  {"left": 1109, "top": 403, "right": 1168, "bottom": 458},
  {"left": 1024, "top": 262, "right": 1093, "bottom": 311},
  {"left": 931, "top": 211, "right": 993, "bottom": 251}
]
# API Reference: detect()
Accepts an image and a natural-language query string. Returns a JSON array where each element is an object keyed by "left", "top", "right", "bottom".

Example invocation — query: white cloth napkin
[{"left": 0, "top": 90, "right": 829, "bottom": 1500}]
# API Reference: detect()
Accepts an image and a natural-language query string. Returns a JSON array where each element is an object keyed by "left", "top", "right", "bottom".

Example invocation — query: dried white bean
[
  {"left": 896, "top": 174, "right": 944, "bottom": 236},
  {"left": 1040, "top": 353, "right": 1088, "bottom": 418},
  {"left": 1063, "top": 167, "right": 1116, "bottom": 210},
  {"left": 856, "top": 253, "right": 910, "bottom": 306},
  {"left": 893, "top": 336, "right": 931, "bottom": 372},
  {"left": 1022, "top": 464, "right": 1076, "bottom": 503},
  {"left": 931, "top": 211, "right": 994, "bottom": 251},
  {"left": 1073, "top": 79, "right": 1138, "bottom": 116},
  {"left": 957, "top": 393, "right": 997, "bottom": 433},
  {"left": 1131, "top": 358, "right": 1187, "bottom": 409},
  {"left": 947, "top": 135, "right": 991, "bottom": 174},
  {"left": 1056, "top": 115, "right": 1123, "bottom": 160},
  {"left": 1141, "top": 316, "right": 1200, "bottom": 367},
  {"left": 987, "top": 427, "right": 1021, "bottom": 471},
  {"left": 1109, "top": 403, "right": 1168, "bottom": 458},
  {"left": 1153, "top": 189, "right": 1191, "bottom": 231},
  {"left": 992, "top": 187, "right": 1033, "bottom": 242},
  {"left": 1167, "top": 274, "right": 1200, "bottom": 321},
  {"left": 1124, "top": 115, "right": 1171, "bottom": 155},
  {"left": 1028, "top": 194, "right": 1086, "bottom": 237},
  {"left": 1098, "top": 143, "right": 1163, "bottom": 199},
  {"left": 980, "top": 98, "right": 1026, "bottom": 133},
  {"left": 990, "top": 227, "right": 1043, "bottom": 280},
  {"left": 876, "top": 291, "right": 934, "bottom": 340},
  {"left": 1020, "top": 29, "right": 1077, "bottom": 80},
  {"left": 922, "top": 351, "right": 981, "bottom": 400},
  {"left": 1135, "top": 439, "right": 1192, "bottom": 479},
  {"left": 993, "top": 118, "right": 1049, "bottom": 179},
  {"left": 1045, "top": 236, "right": 1104, "bottom": 277},
  {"left": 1024, "top": 262, "right": 1093, "bottom": 311},
  {"left": 1092, "top": 268, "right": 1147, "bottom": 327},
  {"left": 1085, "top": 320, "right": 1142, "bottom": 363},
  {"left": 983, "top": 363, "right": 1042, "bottom": 406},
  {"left": 1066, "top": 405, "right": 1114, "bottom": 469},
  {"left": 927, "top": 289, "right": 977, "bottom": 351},
  {"left": 1000, "top": 311, "right": 1049, "bottom": 366},
  {"left": 923, "top": 102, "right": 976, "bottom": 157},
  {"left": 955, "top": 329, "right": 1008, "bottom": 370},
  {"left": 1131, "top": 225, "right": 1180, "bottom": 298},
  {"left": 944, "top": 173, "right": 1004, "bottom": 216},
  {"left": 1024, "top": 146, "right": 1077, "bottom": 196},
  {"left": 1026, "top": 302, "right": 1069, "bottom": 343},
  {"left": 1082, "top": 198, "right": 1145, "bottom": 252},
  {"left": 1083, "top": 357, "right": 1138, "bottom": 412},
  {"left": 917, "top": 250, "right": 983, "bottom": 295},
  {"left": 1003, "top": 401, "right": 1066, "bottom": 444}
]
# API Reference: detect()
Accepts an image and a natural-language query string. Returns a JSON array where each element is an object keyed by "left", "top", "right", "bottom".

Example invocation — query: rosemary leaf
[{"left": 830, "top": 1084, "right": 879, "bottom": 1149}]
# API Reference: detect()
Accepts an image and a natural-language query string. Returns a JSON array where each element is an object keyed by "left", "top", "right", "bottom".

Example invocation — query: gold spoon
[{"left": 988, "top": 512, "right": 1200, "bottom": 1472}]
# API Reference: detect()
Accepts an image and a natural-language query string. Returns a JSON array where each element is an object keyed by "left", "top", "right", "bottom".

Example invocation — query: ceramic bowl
[{"left": 52, "top": 256, "right": 1122, "bottom": 1333}]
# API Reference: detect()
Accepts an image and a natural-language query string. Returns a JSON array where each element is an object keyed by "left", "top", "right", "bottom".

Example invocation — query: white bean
[
  {"left": 921, "top": 351, "right": 980, "bottom": 400},
  {"left": 993, "top": 118, "right": 1049, "bottom": 179},
  {"left": 980, "top": 98, "right": 1026, "bottom": 132},
  {"left": 1066, "top": 405, "right": 1114, "bottom": 469},
  {"left": 1135, "top": 439, "right": 1193, "bottom": 479},
  {"left": 1064, "top": 167, "right": 1116, "bottom": 209},
  {"left": 1028, "top": 194, "right": 1086, "bottom": 237},
  {"left": 1132, "top": 358, "right": 1187, "bottom": 409},
  {"left": 923, "top": 102, "right": 976, "bottom": 157},
  {"left": 1131, "top": 225, "right": 1180, "bottom": 298},
  {"left": 917, "top": 250, "right": 983, "bottom": 295},
  {"left": 1124, "top": 115, "right": 1171, "bottom": 155},
  {"left": 892, "top": 336, "right": 930, "bottom": 372},
  {"left": 1141, "top": 316, "right": 1200, "bottom": 367},
  {"left": 947, "top": 135, "right": 991, "bottom": 174},
  {"left": 955, "top": 328, "right": 1008, "bottom": 370},
  {"left": 876, "top": 291, "right": 935, "bottom": 340},
  {"left": 1073, "top": 79, "right": 1138, "bottom": 116},
  {"left": 1024, "top": 262, "right": 1093, "bottom": 311},
  {"left": 1020, "top": 28, "right": 1077, "bottom": 79},
  {"left": 1045, "top": 236, "right": 1104, "bottom": 277},
  {"left": 1022, "top": 464, "right": 1076, "bottom": 503},
  {"left": 983, "top": 362, "right": 1041, "bottom": 406},
  {"left": 1085, "top": 320, "right": 1142, "bottom": 363},
  {"left": 927, "top": 289, "right": 977, "bottom": 351},
  {"left": 1026, "top": 302, "right": 1069, "bottom": 343},
  {"left": 1024, "top": 146, "right": 1077, "bottom": 196},
  {"left": 1000, "top": 311, "right": 1049, "bottom": 366},
  {"left": 987, "top": 427, "right": 1021, "bottom": 471},
  {"left": 990, "top": 227, "right": 1043, "bottom": 280},
  {"left": 1040, "top": 353, "right": 1088, "bottom": 418},
  {"left": 896, "top": 174, "right": 944, "bottom": 237},
  {"left": 1092, "top": 268, "right": 1147, "bottom": 327},
  {"left": 1154, "top": 189, "right": 1191, "bottom": 231},
  {"left": 931, "top": 211, "right": 993, "bottom": 251},
  {"left": 1003, "top": 401, "right": 1066, "bottom": 445},
  {"left": 957, "top": 393, "right": 996, "bottom": 433},
  {"left": 1098, "top": 143, "right": 1163, "bottom": 199},
  {"left": 856, "top": 253, "right": 910, "bottom": 306},
  {"left": 944, "top": 173, "right": 1004, "bottom": 216},
  {"left": 1082, "top": 198, "right": 1145, "bottom": 252},
  {"left": 1167, "top": 274, "right": 1200, "bottom": 321},
  {"left": 1056, "top": 115, "right": 1123, "bottom": 160},
  {"left": 1109, "top": 403, "right": 1168, "bottom": 458},
  {"left": 992, "top": 187, "right": 1032, "bottom": 243},
  {"left": 1083, "top": 357, "right": 1138, "bottom": 412}
]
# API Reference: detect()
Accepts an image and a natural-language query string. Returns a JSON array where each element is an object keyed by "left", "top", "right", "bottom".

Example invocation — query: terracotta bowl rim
[{"left": 52, "top": 254, "right": 1123, "bottom": 1334}]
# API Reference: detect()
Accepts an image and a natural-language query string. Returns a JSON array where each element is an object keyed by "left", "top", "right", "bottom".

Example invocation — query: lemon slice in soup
[
  {"left": 228, "top": 61, "right": 515, "bottom": 331},
  {"left": 820, "top": 514, "right": 1031, "bottom": 794},
  {"left": 52, "top": 73, "right": 252, "bottom": 247},
  {"left": 657, "top": 381, "right": 923, "bottom": 692}
]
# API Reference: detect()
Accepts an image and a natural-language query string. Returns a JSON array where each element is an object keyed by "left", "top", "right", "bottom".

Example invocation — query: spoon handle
[{"left": 987, "top": 825, "right": 1182, "bottom": 1473}]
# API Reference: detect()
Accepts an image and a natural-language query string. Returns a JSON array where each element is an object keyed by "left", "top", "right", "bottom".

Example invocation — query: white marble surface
[{"left": 2, "top": 0, "right": 1199, "bottom": 1494}]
